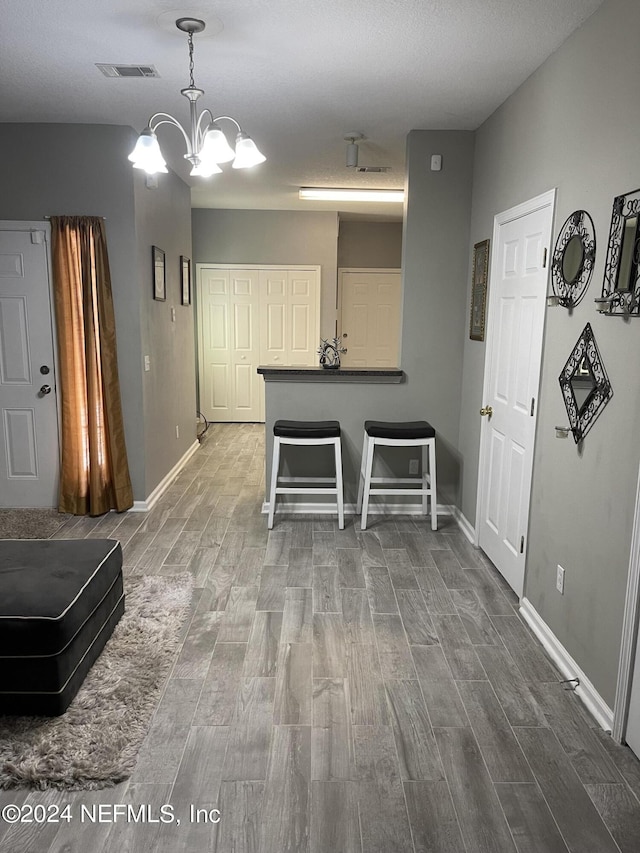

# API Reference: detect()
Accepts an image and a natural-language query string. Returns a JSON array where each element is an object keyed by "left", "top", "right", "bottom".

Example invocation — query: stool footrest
[
  {"left": 368, "top": 487, "right": 433, "bottom": 496},
  {"left": 275, "top": 487, "right": 339, "bottom": 495}
]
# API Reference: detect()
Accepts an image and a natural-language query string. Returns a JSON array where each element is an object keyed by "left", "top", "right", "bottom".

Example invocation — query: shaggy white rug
[{"left": 0, "top": 573, "right": 193, "bottom": 790}]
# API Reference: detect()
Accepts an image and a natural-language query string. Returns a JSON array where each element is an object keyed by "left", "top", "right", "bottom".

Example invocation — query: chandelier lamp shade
[{"left": 128, "top": 18, "right": 265, "bottom": 178}]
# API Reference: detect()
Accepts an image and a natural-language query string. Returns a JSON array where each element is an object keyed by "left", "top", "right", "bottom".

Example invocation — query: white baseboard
[
  {"left": 451, "top": 507, "right": 476, "bottom": 544},
  {"left": 520, "top": 597, "right": 613, "bottom": 731},
  {"left": 130, "top": 440, "right": 200, "bottom": 512}
]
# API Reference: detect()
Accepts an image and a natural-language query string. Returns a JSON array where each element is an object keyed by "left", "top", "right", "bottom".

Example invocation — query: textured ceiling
[{"left": 1, "top": 0, "right": 603, "bottom": 218}]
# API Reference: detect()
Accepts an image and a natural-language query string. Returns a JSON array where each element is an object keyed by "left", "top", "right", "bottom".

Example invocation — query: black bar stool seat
[
  {"left": 274, "top": 420, "right": 341, "bottom": 439},
  {"left": 364, "top": 420, "right": 436, "bottom": 440}
]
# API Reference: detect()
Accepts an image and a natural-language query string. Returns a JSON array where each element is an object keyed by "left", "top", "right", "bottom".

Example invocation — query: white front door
[
  {"left": 0, "top": 224, "right": 60, "bottom": 507},
  {"left": 476, "top": 191, "right": 555, "bottom": 597},
  {"left": 339, "top": 269, "right": 401, "bottom": 367},
  {"left": 198, "top": 268, "right": 262, "bottom": 422}
]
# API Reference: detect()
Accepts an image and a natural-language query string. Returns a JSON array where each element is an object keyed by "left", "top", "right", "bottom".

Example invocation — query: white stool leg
[
  {"left": 356, "top": 429, "right": 368, "bottom": 513},
  {"left": 429, "top": 438, "right": 437, "bottom": 530},
  {"left": 334, "top": 437, "right": 344, "bottom": 530},
  {"left": 360, "top": 435, "right": 376, "bottom": 530},
  {"left": 421, "top": 440, "right": 428, "bottom": 516},
  {"left": 267, "top": 436, "right": 281, "bottom": 529}
]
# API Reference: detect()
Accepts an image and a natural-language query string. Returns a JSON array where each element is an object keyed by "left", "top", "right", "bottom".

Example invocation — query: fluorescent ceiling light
[{"left": 299, "top": 188, "right": 404, "bottom": 203}]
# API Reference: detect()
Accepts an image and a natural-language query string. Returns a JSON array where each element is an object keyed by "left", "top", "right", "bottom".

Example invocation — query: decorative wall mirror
[
  {"left": 550, "top": 210, "right": 596, "bottom": 308},
  {"left": 558, "top": 323, "right": 612, "bottom": 443},
  {"left": 598, "top": 187, "right": 640, "bottom": 315}
]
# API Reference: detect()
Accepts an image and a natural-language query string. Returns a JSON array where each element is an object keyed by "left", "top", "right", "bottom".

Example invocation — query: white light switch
[
  {"left": 430, "top": 154, "right": 442, "bottom": 171},
  {"left": 144, "top": 355, "right": 151, "bottom": 372},
  {"left": 171, "top": 307, "right": 176, "bottom": 322}
]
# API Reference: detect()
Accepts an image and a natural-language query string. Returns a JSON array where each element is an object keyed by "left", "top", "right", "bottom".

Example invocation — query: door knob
[
  {"left": 480, "top": 405, "right": 493, "bottom": 417},
  {"left": 39, "top": 384, "right": 52, "bottom": 396}
]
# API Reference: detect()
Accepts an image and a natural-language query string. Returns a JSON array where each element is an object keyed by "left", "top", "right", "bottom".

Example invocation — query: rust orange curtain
[{"left": 51, "top": 216, "right": 133, "bottom": 515}]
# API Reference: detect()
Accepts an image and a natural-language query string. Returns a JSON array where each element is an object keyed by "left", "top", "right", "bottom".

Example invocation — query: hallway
[{"left": 4, "top": 422, "right": 640, "bottom": 852}]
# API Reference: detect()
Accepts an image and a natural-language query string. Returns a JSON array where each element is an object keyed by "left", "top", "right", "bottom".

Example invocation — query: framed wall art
[
  {"left": 152, "top": 246, "right": 166, "bottom": 301},
  {"left": 470, "top": 239, "right": 490, "bottom": 341},
  {"left": 180, "top": 256, "right": 191, "bottom": 305}
]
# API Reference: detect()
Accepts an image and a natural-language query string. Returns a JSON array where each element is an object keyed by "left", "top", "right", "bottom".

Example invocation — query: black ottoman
[{"left": 0, "top": 538, "right": 124, "bottom": 716}]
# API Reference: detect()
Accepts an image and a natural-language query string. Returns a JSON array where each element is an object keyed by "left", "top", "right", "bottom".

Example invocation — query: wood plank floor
[{"left": 5, "top": 422, "right": 640, "bottom": 852}]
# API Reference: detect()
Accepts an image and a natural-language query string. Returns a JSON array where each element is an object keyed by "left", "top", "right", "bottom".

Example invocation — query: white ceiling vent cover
[{"left": 96, "top": 64, "right": 159, "bottom": 78}]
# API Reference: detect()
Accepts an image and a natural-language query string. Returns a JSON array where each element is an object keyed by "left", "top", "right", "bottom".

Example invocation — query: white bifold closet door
[{"left": 197, "top": 265, "right": 319, "bottom": 423}]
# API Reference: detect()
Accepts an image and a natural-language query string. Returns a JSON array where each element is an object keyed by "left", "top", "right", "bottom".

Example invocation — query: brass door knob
[{"left": 480, "top": 405, "right": 493, "bottom": 417}]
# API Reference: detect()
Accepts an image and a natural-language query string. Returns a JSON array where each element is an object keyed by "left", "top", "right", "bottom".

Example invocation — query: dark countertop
[{"left": 257, "top": 365, "right": 404, "bottom": 383}]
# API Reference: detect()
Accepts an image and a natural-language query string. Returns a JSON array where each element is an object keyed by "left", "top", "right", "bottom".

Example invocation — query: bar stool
[
  {"left": 356, "top": 420, "right": 437, "bottom": 531},
  {"left": 268, "top": 420, "right": 344, "bottom": 529}
]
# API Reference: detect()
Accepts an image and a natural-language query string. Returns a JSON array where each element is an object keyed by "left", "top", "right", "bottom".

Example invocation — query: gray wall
[
  {"left": 264, "top": 130, "right": 474, "bottom": 504},
  {"left": 0, "top": 123, "right": 196, "bottom": 503},
  {"left": 192, "top": 209, "right": 339, "bottom": 336},
  {"left": 133, "top": 172, "right": 196, "bottom": 498},
  {"left": 337, "top": 220, "right": 403, "bottom": 269},
  {"left": 458, "top": 0, "right": 639, "bottom": 705}
]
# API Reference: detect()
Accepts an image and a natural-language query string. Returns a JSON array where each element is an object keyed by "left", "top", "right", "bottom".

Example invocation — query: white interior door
[
  {"left": 476, "top": 191, "right": 555, "bottom": 597},
  {"left": 259, "top": 269, "right": 320, "bottom": 367},
  {"left": 626, "top": 643, "right": 640, "bottom": 757},
  {"left": 339, "top": 269, "right": 401, "bottom": 367},
  {"left": 198, "top": 268, "right": 262, "bottom": 422},
  {"left": 288, "top": 271, "right": 320, "bottom": 365},
  {"left": 0, "top": 224, "right": 59, "bottom": 507}
]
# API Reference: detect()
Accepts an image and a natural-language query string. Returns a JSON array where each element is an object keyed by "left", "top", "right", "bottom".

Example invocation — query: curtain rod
[{"left": 43, "top": 215, "right": 107, "bottom": 220}]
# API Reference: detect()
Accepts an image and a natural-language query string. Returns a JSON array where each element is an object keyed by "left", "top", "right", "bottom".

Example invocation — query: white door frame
[
  {"left": 612, "top": 461, "right": 640, "bottom": 743},
  {"left": 474, "top": 189, "right": 556, "bottom": 580},
  {"left": 0, "top": 220, "right": 60, "bottom": 506}
]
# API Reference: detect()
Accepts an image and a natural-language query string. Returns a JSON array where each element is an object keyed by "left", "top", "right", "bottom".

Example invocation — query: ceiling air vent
[
  {"left": 357, "top": 166, "right": 391, "bottom": 173},
  {"left": 96, "top": 64, "right": 160, "bottom": 78}
]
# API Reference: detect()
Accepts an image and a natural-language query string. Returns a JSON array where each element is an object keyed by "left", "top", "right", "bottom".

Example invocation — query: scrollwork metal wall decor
[
  {"left": 598, "top": 187, "right": 640, "bottom": 315},
  {"left": 550, "top": 210, "right": 596, "bottom": 308},
  {"left": 558, "top": 323, "right": 612, "bottom": 443}
]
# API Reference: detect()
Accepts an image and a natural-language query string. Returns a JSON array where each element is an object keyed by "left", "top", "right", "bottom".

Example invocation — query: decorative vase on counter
[{"left": 318, "top": 336, "right": 346, "bottom": 369}]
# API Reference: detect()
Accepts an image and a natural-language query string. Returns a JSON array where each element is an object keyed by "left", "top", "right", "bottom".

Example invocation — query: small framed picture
[
  {"left": 470, "top": 239, "right": 490, "bottom": 341},
  {"left": 152, "top": 246, "right": 166, "bottom": 301},
  {"left": 180, "top": 256, "right": 191, "bottom": 305}
]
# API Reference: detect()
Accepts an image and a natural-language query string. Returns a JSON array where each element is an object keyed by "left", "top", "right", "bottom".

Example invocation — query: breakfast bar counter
[
  {"left": 258, "top": 365, "right": 418, "bottom": 509},
  {"left": 257, "top": 365, "right": 404, "bottom": 383}
]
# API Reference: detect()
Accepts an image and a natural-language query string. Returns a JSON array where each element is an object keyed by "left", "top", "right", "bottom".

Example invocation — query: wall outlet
[
  {"left": 144, "top": 355, "right": 150, "bottom": 372},
  {"left": 409, "top": 459, "right": 419, "bottom": 475},
  {"left": 175, "top": 425, "right": 180, "bottom": 439},
  {"left": 556, "top": 564, "right": 565, "bottom": 594}
]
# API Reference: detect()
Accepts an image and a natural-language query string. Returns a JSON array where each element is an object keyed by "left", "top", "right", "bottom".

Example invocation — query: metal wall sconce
[
  {"left": 549, "top": 210, "right": 596, "bottom": 308},
  {"left": 598, "top": 188, "right": 640, "bottom": 315},
  {"left": 558, "top": 323, "right": 612, "bottom": 443}
]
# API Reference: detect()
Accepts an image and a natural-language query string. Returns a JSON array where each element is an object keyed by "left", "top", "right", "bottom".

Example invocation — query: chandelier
[{"left": 128, "top": 18, "right": 265, "bottom": 178}]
